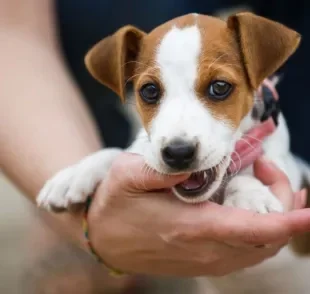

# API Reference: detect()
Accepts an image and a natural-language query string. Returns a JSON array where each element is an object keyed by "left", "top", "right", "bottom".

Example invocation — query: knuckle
[
  {"left": 242, "top": 227, "right": 264, "bottom": 245},
  {"left": 109, "top": 153, "right": 142, "bottom": 189},
  {"left": 166, "top": 224, "right": 199, "bottom": 243},
  {"left": 199, "top": 250, "right": 221, "bottom": 265},
  {"left": 164, "top": 227, "right": 190, "bottom": 243},
  {"left": 167, "top": 220, "right": 210, "bottom": 244},
  {"left": 108, "top": 155, "right": 133, "bottom": 183},
  {"left": 242, "top": 214, "right": 288, "bottom": 245},
  {"left": 109, "top": 154, "right": 126, "bottom": 175}
]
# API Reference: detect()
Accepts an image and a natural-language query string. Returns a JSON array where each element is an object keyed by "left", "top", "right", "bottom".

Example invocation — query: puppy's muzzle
[{"left": 161, "top": 139, "right": 197, "bottom": 170}]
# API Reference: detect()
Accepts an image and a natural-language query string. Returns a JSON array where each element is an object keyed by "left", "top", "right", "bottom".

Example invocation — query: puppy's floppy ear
[
  {"left": 85, "top": 26, "right": 146, "bottom": 102},
  {"left": 227, "top": 12, "right": 301, "bottom": 89}
]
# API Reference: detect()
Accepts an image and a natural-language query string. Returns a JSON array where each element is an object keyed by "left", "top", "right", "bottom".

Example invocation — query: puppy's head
[{"left": 85, "top": 13, "right": 300, "bottom": 203}]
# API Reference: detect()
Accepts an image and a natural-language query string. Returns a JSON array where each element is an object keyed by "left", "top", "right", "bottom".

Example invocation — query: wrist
[
  {"left": 85, "top": 195, "right": 126, "bottom": 277},
  {"left": 40, "top": 208, "right": 89, "bottom": 253},
  {"left": 26, "top": 213, "right": 138, "bottom": 294}
]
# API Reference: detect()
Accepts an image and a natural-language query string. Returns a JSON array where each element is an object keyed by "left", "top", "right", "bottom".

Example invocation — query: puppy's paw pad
[{"left": 223, "top": 188, "right": 283, "bottom": 214}]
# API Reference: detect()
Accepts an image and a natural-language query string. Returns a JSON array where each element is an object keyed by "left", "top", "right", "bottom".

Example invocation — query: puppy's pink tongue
[
  {"left": 228, "top": 119, "right": 276, "bottom": 174},
  {"left": 180, "top": 173, "right": 204, "bottom": 190}
]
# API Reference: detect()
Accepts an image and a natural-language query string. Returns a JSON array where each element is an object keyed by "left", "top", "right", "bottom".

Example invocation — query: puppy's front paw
[
  {"left": 223, "top": 188, "right": 283, "bottom": 213},
  {"left": 37, "top": 149, "right": 121, "bottom": 211},
  {"left": 223, "top": 176, "right": 283, "bottom": 213},
  {"left": 37, "top": 166, "right": 82, "bottom": 211}
]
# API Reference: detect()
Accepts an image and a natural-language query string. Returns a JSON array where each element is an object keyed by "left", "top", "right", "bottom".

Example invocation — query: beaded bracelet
[{"left": 82, "top": 195, "right": 125, "bottom": 277}]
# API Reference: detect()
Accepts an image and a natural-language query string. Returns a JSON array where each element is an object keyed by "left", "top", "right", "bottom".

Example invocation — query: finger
[
  {"left": 254, "top": 156, "right": 289, "bottom": 186},
  {"left": 271, "top": 184, "right": 294, "bottom": 211},
  {"left": 285, "top": 208, "right": 310, "bottom": 235},
  {"left": 185, "top": 202, "right": 310, "bottom": 246},
  {"left": 109, "top": 152, "right": 189, "bottom": 192},
  {"left": 229, "top": 120, "right": 276, "bottom": 173},
  {"left": 234, "top": 119, "right": 275, "bottom": 155},
  {"left": 204, "top": 246, "right": 280, "bottom": 276},
  {"left": 294, "top": 189, "right": 307, "bottom": 210},
  {"left": 254, "top": 157, "right": 294, "bottom": 210}
]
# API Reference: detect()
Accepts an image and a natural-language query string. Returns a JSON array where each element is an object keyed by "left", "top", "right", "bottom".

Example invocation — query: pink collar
[{"left": 228, "top": 78, "right": 279, "bottom": 174}]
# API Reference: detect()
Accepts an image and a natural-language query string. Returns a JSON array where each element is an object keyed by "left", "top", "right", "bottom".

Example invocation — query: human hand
[
  {"left": 87, "top": 153, "right": 310, "bottom": 277},
  {"left": 254, "top": 156, "right": 306, "bottom": 211}
]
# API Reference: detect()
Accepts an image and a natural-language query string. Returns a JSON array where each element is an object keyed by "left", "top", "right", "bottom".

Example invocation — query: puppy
[
  {"left": 37, "top": 12, "right": 310, "bottom": 292},
  {"left": 37, "top": 12, "right": 303, "bottom": 210}
]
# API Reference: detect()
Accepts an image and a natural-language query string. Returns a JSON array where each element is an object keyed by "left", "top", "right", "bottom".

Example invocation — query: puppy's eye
[
  {"left": 208, "top": 80, "right": 233, "bottom": 101},
  {"left": 139, "top": 83, "right": 161, "bottom": 104}
]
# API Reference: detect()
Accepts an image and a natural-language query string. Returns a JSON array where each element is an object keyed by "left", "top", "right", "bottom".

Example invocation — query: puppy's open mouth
[{"left": 174, "top": 169, "right": 216, "bottom": 198}]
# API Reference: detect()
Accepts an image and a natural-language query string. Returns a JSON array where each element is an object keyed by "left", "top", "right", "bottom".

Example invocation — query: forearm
[
  {"left": 0, "top": 0, "right": 101, "bottom": 247},
  {"left": 0, "top": 36, "right": 101, "bottom": 196},
  {"left": 0, "top": 3, "right": 101, "bottom": 197}
]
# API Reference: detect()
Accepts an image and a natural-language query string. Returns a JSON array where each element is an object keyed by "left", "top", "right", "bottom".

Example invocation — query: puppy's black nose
[{"left": 162, "top": 140, "right": 196, "bottom": 170}]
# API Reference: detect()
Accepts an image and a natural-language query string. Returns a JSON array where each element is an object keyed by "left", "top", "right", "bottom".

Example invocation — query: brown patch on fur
[
  {"left": 195, "top": 13, "right": 300, "bottom": 128},
  {"left": 227, "top": 12, "right": 301, "bottom": 89},
  {"left": 195, "top": 15, "right": 253, "bottom": 128},
  {"left": 85, "top": 13, "right": 200, "bottom": 131},
  {"left": 85, "top": 25, "right": 146, "bottom": 102},
  {"left": 134, "top": 68, "right": 163, "bottom": 129},
  {"left": 133, "top": 13, "right": 198, "bottom": 130},
  {"left": 130, "top": 31, "right": 162, "bottom": 130},
  {"left": 290, "top": 178, "right": 310, "bottom": 255},
  {"left": 85, "top": 12, "right": 300, "bottom": 131}
]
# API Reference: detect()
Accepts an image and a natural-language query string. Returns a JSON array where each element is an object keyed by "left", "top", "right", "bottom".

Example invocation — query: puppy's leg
[
  {"left": 37, "top": 148, "right": 122, "bottom": 210},
  {"left": 223, "top": 175, "right": 283, "bottom": 213},
  {"left": 37, "top": 129, "right": 150, "bottom": 211}
]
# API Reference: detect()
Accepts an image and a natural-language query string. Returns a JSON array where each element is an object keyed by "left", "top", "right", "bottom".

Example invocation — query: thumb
[
  {"left": 254, "top": 157, "right": 294, "bottom": 210},
  {"left": 254, "top": 156, "right": 288, "bottom": 186},
  {"left": 109, "top": 152, "right": 189, "bottom": 192}
]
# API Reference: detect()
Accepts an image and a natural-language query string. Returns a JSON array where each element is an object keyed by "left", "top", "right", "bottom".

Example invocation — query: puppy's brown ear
[
  {"left": 85, "top": 26, "right": 146, "bottom": 102},
  {"left": 227, "top": 12, "right": 301, "bottom": 89}
]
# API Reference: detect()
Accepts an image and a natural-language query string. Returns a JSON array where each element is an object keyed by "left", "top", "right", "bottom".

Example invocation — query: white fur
[
  {"left": 262, "top": 114, "right": 302, "bottom": 191},
  {"left": 201, "top": 115, "right": 308, "bottom": 293},
  {"left": 220, "top": 113, "right": 300, "bottom": 215},
  {"left": 37, "top": 149, "right": 121, "bottom": 209},
  {"left": 145, "top": 25, "right": 236, "bottom": 202},
  {"left": 36, "top": 25, "right": 299, "bottom": 220},
  {"left": 37, "top": 25, "right": 285, "bottom": 213},
  {"left": 223, "top": 175, "right": 283, "bottom": 213},
  {"left": 38, "top": 25, "right": 240, "bottom": 207}
]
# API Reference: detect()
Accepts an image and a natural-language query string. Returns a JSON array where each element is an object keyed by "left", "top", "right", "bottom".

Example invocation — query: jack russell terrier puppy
[{"left": 37, "top": 11, "right": 310, "bottom": 292}]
